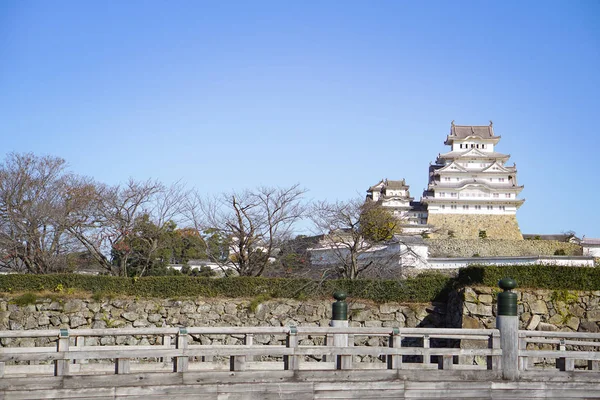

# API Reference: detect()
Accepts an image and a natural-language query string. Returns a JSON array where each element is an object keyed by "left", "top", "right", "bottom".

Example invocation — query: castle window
[
  {"left": 475, "top": 205, "right": 481, "bottom": 210},
  {"left": 500, "top": 206, "right": 506, "bottom": 211},
  {"left": 482, "top": 144, "right": 486, "bottom": 149},
  {"left": 493, "top": 193, "right": 499, "bottom": 198},
  {"left": 499, "top": 178, "right": 505, "bottom": 182},
  {"left": 476, "top": 144, "right": 479, "bottom": 148},
  {"left": 439, "top": 192, "right": 445, "bottom": 197},
  {"left": 451, "top": 205, "right": 457, "bottom": 210},
  {"left": 463, "top": 205, "right": 469, "bottom": 210},
  {"left": 487, "top": 205, "right": 493, "bottom": 210},
  {"left": 460, "top": 144, "right": 463, "bottom": 149},
  {"left": 505, "top": 193, "right": 511, "bottom": 198},
  {"left": 451, "top": 193, "right": 457, "bottom": 197},
  {"left": 441, "top": 205, "right": 445, "bottom": 209},
  {"left": 471, "top": 144, "right": 474, "bottom": 148}
]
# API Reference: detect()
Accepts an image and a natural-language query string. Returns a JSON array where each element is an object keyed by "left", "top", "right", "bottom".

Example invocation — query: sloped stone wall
[
  {"left": 458, "top": 287, "right": 600, "bottom": 333},
  {"left": 427, "top": 214, "right": 523, "bottom": 240},
  {"left": 0, "top": 297, "right": 446, "bottom": 348},
  {"left": 426, "top": 239, "right": 582, "bottom": 257}
]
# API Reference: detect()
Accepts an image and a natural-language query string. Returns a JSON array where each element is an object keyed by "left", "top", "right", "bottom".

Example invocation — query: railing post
[
  {"left": 497, "top": 278, "right": 519, "bottom": 380},
  {"left": 423, "top": 334, "right": 431, "bottom": 365},
  {"left": 173, "top": 327, "right": 188, "bottom": 372},
  {"left": 115, "top": 358, "right": 130, "bottom": 374},
  {"left": 557, "top": 339, "right": 574, "bottom": 371},
  {"left": 55, "top": 328, "right": 70, "bottom": 376},
  {"left": 388, "top": 327, "right": 402, "bottom": 369},
  {"left": 74, "top": 335, "right": 87, "bottom": 367},
  {"left": 284, "top": 326, "right": 299, "bottom": 370},
  {"left": 331, "top": 291, "right": 351, "bottom": 369},
  {"left": 488, "top": 330, "right": 501, "bottom": 371},
  {"left": 230, "top": 333, "right": 250, "bottom": 372}
]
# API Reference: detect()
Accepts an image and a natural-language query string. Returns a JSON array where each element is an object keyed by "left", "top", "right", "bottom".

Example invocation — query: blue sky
[{"left": 1, "top": 1, "right": 599, "bottom": 237}]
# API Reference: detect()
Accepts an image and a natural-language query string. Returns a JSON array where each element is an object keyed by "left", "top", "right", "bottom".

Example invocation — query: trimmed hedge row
[
  {"left": 0, "top": 272, "right": 452, "bottom": 303},
  {"left": 456, "top": 264, "right": 600, "bottom": 290},
  {"left": 0, "top": 265, "right": 598, "bottom": 303}
]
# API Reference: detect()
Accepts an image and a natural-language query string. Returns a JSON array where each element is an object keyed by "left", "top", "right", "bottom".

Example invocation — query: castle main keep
[{"left": 367, "top": 122, "right": 525, "bottom": 239}]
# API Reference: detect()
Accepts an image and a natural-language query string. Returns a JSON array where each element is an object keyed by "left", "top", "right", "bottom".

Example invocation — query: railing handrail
[
  {"left": 0, "top": 326, "right": 499, "bottom": 339},
  {"left": 519, "top": 330, "right": 600, "bottom": 340}
]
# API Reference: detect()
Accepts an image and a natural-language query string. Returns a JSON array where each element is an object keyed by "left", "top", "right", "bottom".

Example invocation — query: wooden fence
[
  {"left": 2, "top": 327, "right": 600, "bottom": 399},
  {"left": 0, "top": 326, "right": 502, "bottom": 377}
]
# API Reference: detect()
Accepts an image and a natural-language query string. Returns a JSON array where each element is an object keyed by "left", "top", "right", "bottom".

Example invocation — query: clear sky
[{"left": 1, "top": 1, "right": 599, "bottom": 237}]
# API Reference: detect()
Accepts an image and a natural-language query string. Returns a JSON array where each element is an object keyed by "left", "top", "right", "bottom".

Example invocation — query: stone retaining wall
[
  {"left": 0, "top": 297, "right": 446, "bottom": 348},
  {"left": 426, "top": 239, "right": 582, "bottom": 257},
  {"left": 2, "top": 288, "right": 598, "bottom": 347},
  {"left": 427, "top": 214, "right": 523, "bottom": 240},
  {"left": 459, "top": 287, "right": 600, "bottom": 333}
]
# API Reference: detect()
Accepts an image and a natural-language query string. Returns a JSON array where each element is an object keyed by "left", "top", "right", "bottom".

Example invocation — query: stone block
[
  {"left": 565, "top": 316, "right": 580, "bottom": 331},
  {"left": 530, "top": 300, "right": 548, "bottom": 315},
  {"left": 526, "top": 315, "right": 541, "bottom": 330},
  {"left": 464, "top": 302, "right": 493, "bottom": 317},
  {"left": 587, "top": 309, "right": 600, "bottom": 322},
  {"left": 579, "top": 320, "right": 600, "bottom": 332},
  {"left": 69, "top": 315, "right": 87, "bottom": 328},
  {"left": 537, "top": 322, "right": 558, "bottom": 332},
  {"left": 478, "top": 294, "right": 493, "bottom": 305},
  {"left": 121, "top": 312, "right": 139, "bottom": 322},
  {"left": 379, "top": 303, "right": 399, "bottom": 314},
  {"left": 462, "top": 315, "right": 483, "bottom": 329},
  {"left": 548, "top": 314, "right": 564, "bottom": 326}
]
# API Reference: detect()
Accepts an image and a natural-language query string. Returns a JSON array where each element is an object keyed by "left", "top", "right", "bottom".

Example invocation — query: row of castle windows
[
  {"left": 442, "top": 205, "right": 506, "bottom": 210},
  {"left": 459, "top": 143, "right": 486, "bottom": 149},
  {"left": 443, "top": 177, "right": 506, "bottom": 182},
  {"left": 438, "top": 192, "right": 512, "bottom": 198}
]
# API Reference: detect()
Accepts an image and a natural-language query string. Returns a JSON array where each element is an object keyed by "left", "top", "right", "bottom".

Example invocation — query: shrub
[
  {"left": 0, "top": 273, "right": 452, "bottom": 303},
  {"left": 11, "top": 292, "right": 37, "bottom": 306},
  {"left": 456, "top": 265, "right": 600, "bottom": 290},
  {"left": 554, "top": 249, "right": 566, "bottom": 256}
]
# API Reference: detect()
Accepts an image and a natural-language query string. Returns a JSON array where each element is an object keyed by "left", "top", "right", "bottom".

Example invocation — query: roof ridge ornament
[{"left": 489, "top": 120, "right": 493, "bottom": 127}]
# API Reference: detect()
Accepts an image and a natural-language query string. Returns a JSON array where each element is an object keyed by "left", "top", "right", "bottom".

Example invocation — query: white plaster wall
[
  {"left": 582, "top": 245, "right": 600, "bottom": 257},
  {"left": 428, "top": 256, "right": 595, "bottom": 269}
]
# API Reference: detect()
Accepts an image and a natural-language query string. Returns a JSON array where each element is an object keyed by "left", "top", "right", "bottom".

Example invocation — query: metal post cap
[
  {"left": 498, "top": 278, "right": 517, "bottom": 291},
  {"left": 333, "top": 291, "right": 347, "bottom": 301}
]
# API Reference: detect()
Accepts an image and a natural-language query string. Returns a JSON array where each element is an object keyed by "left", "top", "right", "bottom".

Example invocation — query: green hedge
[
  {"left": 0, "top": 265, "right": 598, "bottom": 304},
  {"left": 456, "top": 264, "right": 600, "bottom": 290},
  {"left": 0, "top": 273, "right": 452, "bottom": 303}
]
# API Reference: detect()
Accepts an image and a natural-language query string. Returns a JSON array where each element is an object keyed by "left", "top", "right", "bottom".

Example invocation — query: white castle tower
[{"left": 422, "top": 121, "right": 525, "bottom": 239}]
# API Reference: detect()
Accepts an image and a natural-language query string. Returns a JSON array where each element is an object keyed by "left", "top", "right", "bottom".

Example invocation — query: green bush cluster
[
  {"left": 0, "top": 273, "right": 452, "bottom": 303},
  {"left": 456, "top": 265, "right": 600, "bottom": 290}
]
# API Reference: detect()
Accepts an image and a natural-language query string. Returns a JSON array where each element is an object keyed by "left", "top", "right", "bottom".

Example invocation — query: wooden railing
[
  {"left": 519, "top": 330, "right": 600, "bottom": 372},
  {"left": 0, "top": 326, "right": 501, "bottom": 377}
]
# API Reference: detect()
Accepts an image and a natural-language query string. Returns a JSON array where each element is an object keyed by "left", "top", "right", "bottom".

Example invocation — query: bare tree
[
  {"left": 66, "top": 178, "right": 166, "bottom": 275},
  {"left": 309, "top": 198, "right": 399, "bottom": 279},
  {"left": 185, "top": 184, "right": 307, "bottom": 276},
  {"left": 0, "top": 153, "right": 84, "bottom": 273}
]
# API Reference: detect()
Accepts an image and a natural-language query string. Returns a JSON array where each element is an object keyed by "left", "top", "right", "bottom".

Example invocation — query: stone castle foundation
[{"left": 427, "top": 214, "right": 523, "bottom": 240}]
